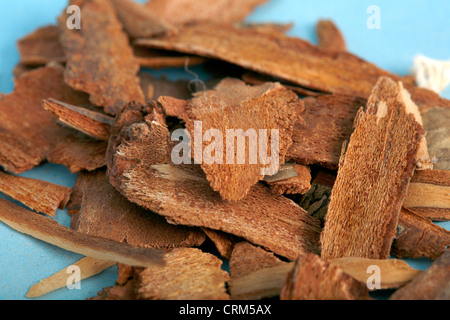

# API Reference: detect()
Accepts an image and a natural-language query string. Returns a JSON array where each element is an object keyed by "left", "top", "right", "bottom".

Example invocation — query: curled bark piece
[
  {"left": 43, "top": 98, "right": 114, "bottom": 141},
  {"left": 316, "top": 20, "right": 347, "bottom": 53},
  {"left": 110, "top": 0, "right": 169, "bottom": 38},
  {"left": 0, "top": 198, "right": 164, "bottom": 267},
  {"left": 391, "top": 208, "right": 450, "bottom": 260},
  {"left": 404, "top": 169, "right": 450, "bottom": 221},
  {"left": 266, "top": 164, "right": 311, "bottom": 195},
  {"left": 108, "top": 102, "right": 321, "bottom": 260},
  {"left": 144, "top": 0, "right": 268, "bottom": 26},
  {"left": 390, "top": 249, "right": 450, "bottom": 300},
  {"left": 58, "top": 0, "right": 145, "bottom": 115},
  {"left": 137, "top": 248, "right": 230, "bottom": 300},
  {"left": 180, "top": 78, "right": 303, "bottom": 201},
  {"left": 73, "top": 169, "right": 205, "bottom": 249},
  {"left": 26, "top": 257, "right": 116, "bottom": 298},
  {"left": 281, "top": 254, "right": 369, "bottom": 300},
  {"left": 330, "top": 257, "right": 421, "bottom": 290},
  {"left": 320, "top": 77, "right": 425, "bottom": 260},
  {"left": 0, "top": 171, "right": 71, "bottom": 217}
]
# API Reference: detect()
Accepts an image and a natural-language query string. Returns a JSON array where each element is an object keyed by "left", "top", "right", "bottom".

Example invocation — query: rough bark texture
[
  {"left": 320, "top": 77, "right": 425, "bottom": 260},
  {"left": 267, "top": 164, "right": 312, "bottom": 195}
]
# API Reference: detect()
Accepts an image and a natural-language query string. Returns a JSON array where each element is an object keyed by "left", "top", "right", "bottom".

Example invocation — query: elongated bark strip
[
  {"left": 281, "top": 254, "right": 369, "bottom": 300},
  {"left": 390, "top": 249, "right": 450, "bottom": 300},
  {"left": 320, "top": 77, "right": 425, "bottom": 259},
  {"left": 0, "top": 171, "right": 71, "bottom": 217},
  {"left": 391, "top": 208, "right": 450, "bottom": 260},
  {"left": 26, "top": 257, "right": 116, "bottom": 298},
  {"left": 0, "top": 198, "right": 164, "bottom": 267},
  {"left": 137, "top": 248, "right": 230, "bottom": 300},
  {"left": 44, "top": 98, "right": 113, "bottom": 141},
  {"left": 108, "top": 102, "right": 321, "bottom": 260},
  {"left": 316, "top": 20, "right": 347, "bottom": 53},
  {"left": 74, "top": 169, "right": 205, "bottom": 249},
  {"left": 58, "top": 0, "right": 145, "bottom": 115}
]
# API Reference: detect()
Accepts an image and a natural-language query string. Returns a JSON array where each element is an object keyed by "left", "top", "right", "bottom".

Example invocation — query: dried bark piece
[
  {"left": 157, "top": 96, "right": 189, "bottom": 117},
  {"left": 404, "top": 169, "right": 450, "bottom": 221},
  {"left": 201, "top": 228, "right": 240, "bottom": 260},
  {"left": 320, "top": 77, "right": 425, "bottom": 260},
  {"left": 134, "top": 46, "right": 206, "bottom": 69},
  {"left": 391, "top": 208, "right": 450, "bottom": 260},
  {"left": 74, "top": 169, "right": 205, "bottom": 249},
  {"left": 236, "top": 22, "right": 293, "bottom": 36},
  {"left": 229, "top": 242, "right": 287, "bottom": 280},
  {"left": 330, "top": 257, "right": 421, "bottom": 290},
  {"left": 110, "top": 0, "right": 168, "bottom": 38},
  {"left": 390, "top": 249, "right": 450, "bottom": 300},
  {"left": 422, "top": 107, "right": 450, "bottom": 170},
  {"left": 0, "top": 65, "right": 95, "bottom": 174},
  {"left": 266, "top": 163, "right": 311, "bottom": 195},
  {"left": 108, "top": 102, "right": 321, "bottom": 260},
  {"left": 58, "top": 0, "right": 145, "bottom": 115},
  {"left": 281, "top": 254, "right": 369, "bottom": 300},
  {"left": 144, "top": 0, "right": 268, "bottom": 26},
  {"left": 0, "top": 198, "right": 164, "bottom": 267},
  {"left": 137, "top": 22, "right": 450, "bottom": 112},
  {"left": 43, "top": 98, "right": 114, "bottom": 141},
  {"left": 0, "top": 171, "right": 71, "bottom": 217},
  {"left": 180, "top": 78, "right": 303, "bottom": 201},
  {"left": 17, "top": 25, "right": 65, "bottom": 66},
  {"left": 229, "top": 263, "right": 293, "bottom": 300},
  {"left": 286, "top": 94, "right": 366, "bottom": 170},
  {"left": 137, "top": 248, "right": 230, "bottom": 300},
  {"left": 26, "top": 257, "right": 116, "bottom": 298},
  {"left": 316, "top": 20, "right": 347, "bottom": 53}
]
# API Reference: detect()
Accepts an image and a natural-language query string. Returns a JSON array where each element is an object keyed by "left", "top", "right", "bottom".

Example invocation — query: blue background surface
[{"left": 0, "top": 0, "right": 449, "bottom": 300}]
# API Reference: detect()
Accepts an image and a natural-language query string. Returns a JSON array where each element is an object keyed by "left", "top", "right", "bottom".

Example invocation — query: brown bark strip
[
  {"left": 391, "top": 208, "right": 450, "bottom": 260},
  {"left": 110, "top": 0, "right": 168, "bottom": 38},
  {"left": 107, "top": 102, "right": 321, "bottom": 260},
  {"left": 0, "top": 171, "right": 71, "bottom": 217},
  {"left": 137, "top": 248, "right": 230, "bottom": 300},
  {"left": 316, "top": 20, "right": 347, "bottom": 53},
  {"left": 281, "top": 254, "right": 369, "bottom": 300},
  {"left": 0, "top": 198, "right": 164, "bottom": 267},
  {"left": 26, "top": 257, "right": 116, "bottom": 298},
  {"left": 73, "top": 169, "right": 205, "bottom": 249},
  {"left": 201, "top": 228, "right": 240, "bottom": 260},
  {"left": 266, "top": 164, "right": 312, "bottom": 195},
  {"left": 43, "top": 98, "right": 114, "bottom": 141},
  {"left": 144, "top": 0, "right": 268, "bottom": 26},
  {"left": 136, "top": 22, "right": 450, "bottom": 111},
  {"left": 0, "top": 65, "right": 96, "bottom": 174},
  {"left": 320, "top": 77, "right": 425, "bottom": 260},
  {"left": 180, "top": 78, "right": 303, "bottom": 201},
  {"left": 134, "top": 46, "right": 206, "bottom": 69},
  {"left": 330, "top": 257, "right": 421, "bottom": 290},
  {"left": 58, "top": 0, "right": 145, "bottom": 115},
  {"left": 390, "top": 249, "right": 450, "bottom": 300}
]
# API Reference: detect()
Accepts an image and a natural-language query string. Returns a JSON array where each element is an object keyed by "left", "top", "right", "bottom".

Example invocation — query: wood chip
[
  {"left": 26, "top": 257, "right": 116, "bottom": 298},
  {"left": 43, "top": 98, "right": 114, "bottom": 141},
  {"left": 110, "top": 0, "right": 168, "bottom": 38},
  {"left": 320, "top": 77, "right": 425, "bottom": 260},
  {"left": 107, "top": 102, "right": 321, "bottom": 260},
  {"left": 180, "top": 78, "right": 303, "bottom": 201},
  {"left": 390, "top": 249, "right": 450, "bottom": 300},
  {"left": 0, "top": 198, "right": 164, "bottom": 267},
  {"left": 144, "top": 0, "right": 268, "bottom": 26},
  {"left": 404, "top": 169, "right": 450, "bottom": 221},
  {"left": 280, "top": 254, "right": 370, "bottom": 300},
  {"left": 137, "top": 248, "right": 230, "bottom": 300},
  {"left": 391, "top": 208, "right": 450, "bottom": 260},
  {"left": 316, "top": 20, "right": 347, "bottom": 53},
  {"left": 266, "top": 163, "right": 312, "bottom": 195},
  {"left": 58, "top": 0, "right": 145, "bottom": 115},
  {"left": 0, "top": 65, "right": 99, "bottom": 174},
  {"left": 73, "top": 169, "right": 206, "bottom": 249},
  {"left": 0, "top": 171, "right": 71, "bottom": 217},
  {"left": 330, "top": 257, "right": 421, "bottom": 290},
  {"left": 201, "top": 228, "right": 240, "bottom": 260}
]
